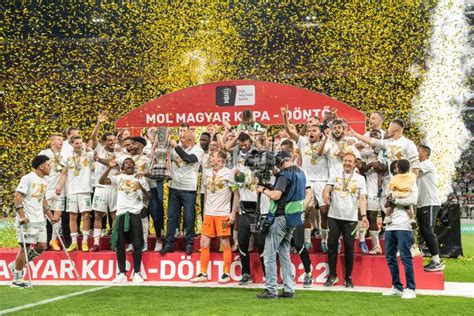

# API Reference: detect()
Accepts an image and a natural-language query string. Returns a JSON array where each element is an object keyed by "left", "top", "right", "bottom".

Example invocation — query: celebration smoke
[{"left": 411, "top": 0, "right": 472, "bottom": 202}]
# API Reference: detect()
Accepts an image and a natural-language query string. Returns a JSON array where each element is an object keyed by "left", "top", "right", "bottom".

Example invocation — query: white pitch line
[
  {"left": 0, "top": 281, "right": 472, "bottom": 298},
  {"left": 0, "top": 285, "right": 110, "bottom": 315}
]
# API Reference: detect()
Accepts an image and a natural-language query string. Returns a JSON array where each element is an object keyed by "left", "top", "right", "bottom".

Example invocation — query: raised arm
[
  {"left": 225, "top": 130, "right": 241, "bottom": 152},
  {"left": 347, "top": 127, "right": 385, "bottom": 149},
  {"left": 90, "top": 110, "right": 107, "bottom": 149},
  {"left": 99, "top": 159, "right": 117, "bottom": 185},
  {"left": 281, "top": 106, "right": 299, "bottom": 141}
]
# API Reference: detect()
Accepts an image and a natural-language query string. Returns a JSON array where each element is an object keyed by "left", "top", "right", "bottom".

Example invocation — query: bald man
[{"left": 160, "top": 131, "right": 204, "bottom": 255}]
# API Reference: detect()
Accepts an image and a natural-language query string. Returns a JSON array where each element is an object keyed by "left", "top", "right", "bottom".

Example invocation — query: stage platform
[{"left": 0, "top": 236, "right": 443, "bottom": 289}]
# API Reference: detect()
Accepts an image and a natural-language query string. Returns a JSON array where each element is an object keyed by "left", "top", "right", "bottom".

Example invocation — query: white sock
[
  {"left": 432, "top": 254, "right": 440, "bottom": 263},
  {"left": 321, "top": 229, "right": 329, "bottom": 242},
  {"left": 142, "top": 218, "right": 149, "bottom": 242},
  {"left": 82, "top": 230, "right": 89, "bottom": 243},
  {"left": 94, "top": 229, "right": 101, "bottom": 245},
  {"left": 14, "top": 270, "right": 23, "bottom": 280},
  {"left": 71, "top": 232, "right": 78, "bottom": 244},
  {"left": 369, "top": 230, "right": 380, "bottom": 248}
]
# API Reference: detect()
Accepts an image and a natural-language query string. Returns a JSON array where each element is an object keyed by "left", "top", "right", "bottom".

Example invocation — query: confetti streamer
[
  {"left": 411, "top": 0, "right": 472, "bottom": 202},
  {"left": 1, "top": 1, "right": 440, "bottom": 214}
]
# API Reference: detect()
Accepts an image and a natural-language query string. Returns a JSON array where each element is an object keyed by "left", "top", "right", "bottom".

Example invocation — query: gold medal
[
  {"left": 341, "top": 191, "right": 348, "bottom": 198},
  {"left": 74, "top": 169, "right": 80, "bottom": 176},
  {"left": 311, "top": 158, "right": 317, "bottom": 165}
]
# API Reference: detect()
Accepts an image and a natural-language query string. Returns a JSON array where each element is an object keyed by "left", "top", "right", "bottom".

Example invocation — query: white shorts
[
  {"left": 367, "top": 195, "right": 387, "bottom": 212},
  {"left": 16, "top": 222, "right": 47, "bottom": 244},
  {"left": 309, "top": 181, "right": 327, "bottom": 208},
  {"left": 66, "top": 193, "right": 92, "bottom": 213},
  {"left": 46, "top": 190, "right": 65, "bottom": 211},
  {"left": 92, "top": 187, "right": 117, "bottom": 212}
]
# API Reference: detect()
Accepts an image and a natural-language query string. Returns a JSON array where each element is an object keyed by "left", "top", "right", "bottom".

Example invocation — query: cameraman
[
  {"left": 280, "top": 139, "right": 314, "bottom": 288},
  {"left": 256, "top": 151, "right": 306, "bottom": 299}
]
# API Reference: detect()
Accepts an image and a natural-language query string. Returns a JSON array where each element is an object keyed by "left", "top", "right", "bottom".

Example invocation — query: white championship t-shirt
[
  {"left": 61, "top": 140, "right": 73, "bottom": 157},
  {"left": 371, "top": 136, "right": 419, "bottom": 172},
  {"left": 61, "top": 151, "right": 94, "bottom": 195},
  {"left": 111, "top": 174, "right": 150, "bottom": 216},
  {"left": 169, "top": 145, "right": 204, "bottom": 191},
  {"left": 94, "top": 143, "right": 118, "bottom": 188},
  {"left": 127, "top": 153, "right": 157, "bottom": 189},
  {"left": 16, "top": 172, "right": 47, "bottom": 224},
  {"left": 297, "top": 136, "right": 329, "bottom": 182},
  {"left": 204, "top": 167, "right": 235, "bottom": 216},
  {"left": 417, "top": 159, "right": 441, "bottom": 207},
  {"left": 360, "top": 147, "right": 389, "bottom": 197},
  {"left": 327, "top": 170, "right": 367, "bottom": 222},
  {"left": 39, "top": 148, "right": 64, "bottom": 194}
]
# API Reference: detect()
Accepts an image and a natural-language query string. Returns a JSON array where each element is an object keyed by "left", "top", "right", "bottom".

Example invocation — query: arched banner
[{"left": 116, "top": 80, "right": 366, "bottom": 134}]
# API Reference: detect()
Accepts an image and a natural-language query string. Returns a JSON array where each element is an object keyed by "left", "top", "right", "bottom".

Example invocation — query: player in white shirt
[
  {"left": 198, "top": 132, "right": 212, "bottom": 216},
  {"left": 115, "top": 128, "right": 132, "bottom": 155},
  {"left": 320, "top": 118, "right": 361, "bottom": 179},
  {"left": 161, "top": 131, "right": 205, "bottom": 255},
  {"left": 56, "top": 136, "right": 94, "bottom": 252},
  {"left": 417, "top": 145, "right": 444, "bottom": 272},
  {"left": 358, "top": 129, "right": 388, "bottom": 254},
  {"left": 100, "top": 156, "right": 151, "bottom": 283},
  {"left": 348, "top": 118, "right": 422, "bottom": 253},
  {"left": 11, "top": 155, "right": 58, "bottom": 288},
  {"left": 61, "top": 126, "right": 81, "bottom": 157},
  {"left": 354, "top": 112, "right": 387, "bottom": 253},
  {"left": 282, "top": 106, "right": 331, "bottom": 252},
  {"left": 348, "top": 119, "right": 420, "bottom": 176},
  {"left": 191, "top": 151, "right": 240, "bottom": 283},
  {"left": 39, "top": 133, "right": 65, "bottom": 251},
  {"left": 323, "top": 153, "right": 368, "bottom": 288},
  {"left": 317, "top": 118, "right": 360, "bottom": 251},
  {"left": 90, "top": 132, "right": 118, "bottom": 251},
  {"left": 124, "top": 136, "right": 156, "bottom": 252},
  {"left": 366, "top": 112, "right": 385, "bottom": 137}
]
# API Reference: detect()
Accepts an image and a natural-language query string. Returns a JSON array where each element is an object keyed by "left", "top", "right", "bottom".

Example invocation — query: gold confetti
[{"left": 1, "top": 1, "right": 437, "bottom": 214}]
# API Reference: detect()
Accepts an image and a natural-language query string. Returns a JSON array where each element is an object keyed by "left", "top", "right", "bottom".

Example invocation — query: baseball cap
[{"left": 275, "top": 151, "right": 292, "bottom": 166}]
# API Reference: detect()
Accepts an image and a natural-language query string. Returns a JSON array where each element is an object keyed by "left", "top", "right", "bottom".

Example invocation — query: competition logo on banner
[{"left": 216, "top": 85, "right": 255, "bottom": 106}]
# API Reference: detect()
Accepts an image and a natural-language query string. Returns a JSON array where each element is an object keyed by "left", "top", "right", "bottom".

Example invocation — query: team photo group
[{"left": 11, "top": 106, "right": 444, "bottom": 300}]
